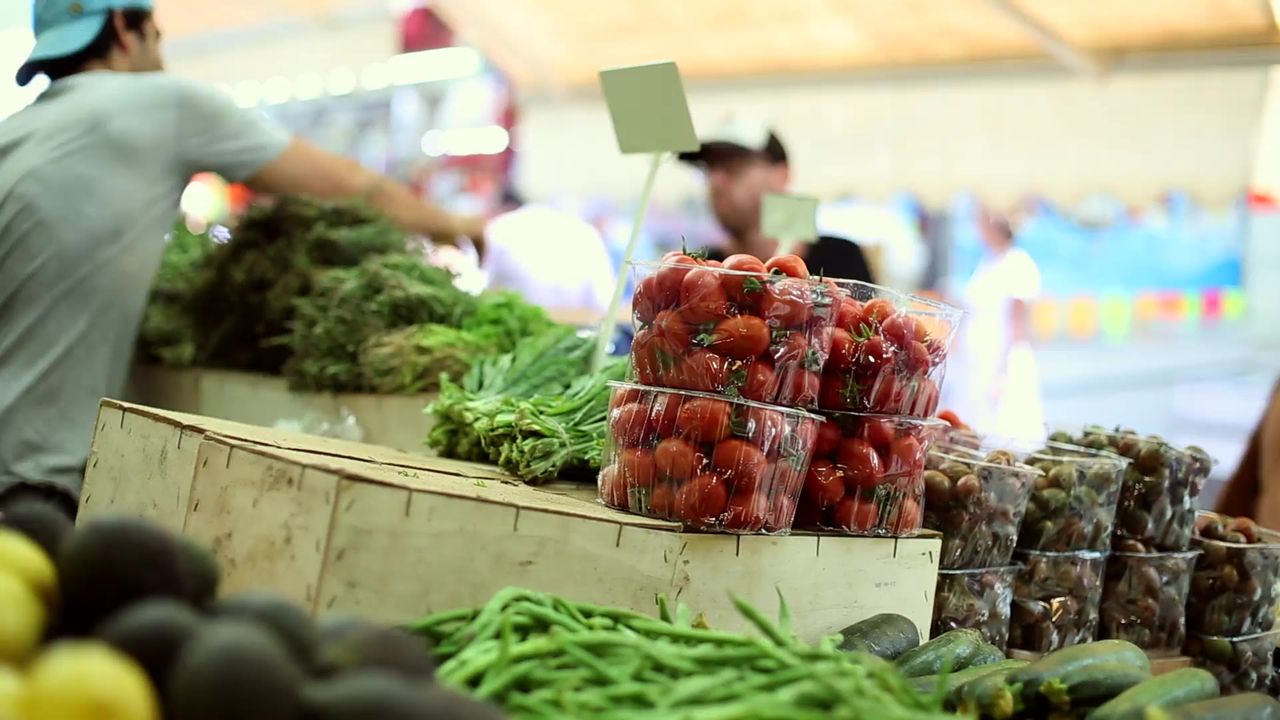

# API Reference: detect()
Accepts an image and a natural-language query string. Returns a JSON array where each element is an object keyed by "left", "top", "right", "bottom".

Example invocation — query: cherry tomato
[
  {"left": 679, "top": 268, "right": 731, "bottom": 325},
  {"left": 674, "top": 350, "right": 730, "bottom": 392},
  {"left": 809, "top": 325, "right": 834, "bottom": 359},
  {"left": 633, "top": 275, "right": 663, "bottom": 325},
  {"left": 721, "top": 491, "right": 768, "bottom": 532},
  {"left": 793, "top": 498, "right": 826, "bottom": 528},
  {"left": 879, "top": 313, "right": 916, "bottom": 349},
  {"left": 705, "top": 315, "right": 770, "bottom": 359},
  {"left": 818, "top": 374, "right": 851, "bottom": 411},
  {"left": 777, "top": 369, "right": 820, "bottom": 408},
  {"left": 598, "top": 465, "right": 627, "bottom": 509},
  {"left": 674, "top": 398, "right": 733, "bottom": 444},
  {"left": 649, "top": 479, "right": 677, "bottom": 517},
  {"left": 661, "top": 250, "right": 689, "bottom": 263},
  {"left": 905, "top": 340, "right": 931, "bottom": 374},
  {"left": 649, "top": 394, "right": 682, "bottom": 436},
  {"left": 655, "top": 255, "right": 700, "bottom": 302},
  {"left": 861, "top": 298, "right": 896, "bottom": 326},
  {"left": 937, "top": 410, "right": 968, "bottom": 430},
  {"left": 833, "top": 498, "right": 880, "bottom": 533},
  {"left": 739, "top": 361, "right": 779, "bottom": 403},
  {"left": 802, "top": 459, "right": 845, "bottom": 509},
  {"left": 837, "top": 438, "right": 884, "bottom": 490},
  {"left": 868, "top": 373, "right": 903, "bottom": 413},
  {"left": 609, "top": 387, "right": 645, "bottom": 411},
  {"left": 827, "top": 328, "right": 858, "bottom": 371},
  {"left": 763, "top": 494, "right": 797, "bottom": 533},
  {"left": 854, "top": 336, "right": 895, "bottom": 376},
  {"left": 617, "top": 448, "right": 657, "bottom": 491},
  {"left": 909, "top": 377, "right": 940, "bottom": 417},
  {"left": 759, "top": 279, "right": 813, "bottom": 327},
  {"left": 631, "top": 329, "right": 680, "bottom": 386},
  {"left": 861, "top": 418, "right": 897, "bottom": 451},
  {"left": 889, "top": 435, "right": 924, "bottom": 474},
  {"left": 764, "top": 254, "right": 810, "bottom": 279},
  {"left": 835, "top": 297, "right": 864, "bottom": 331},
  {"left": 771, "top": 331, "right": 809, "bottom": 366},
  {"left": 675, "top": 474, "right": 729, "bottom": 524},
  {"left": 711, "top": 439, "right": 768, "bottom": 494},
  {"left": 609, "top": 402, "right": 653, "bottom": 448},
  {"left": 653, "top": 309, "right": 696, "bottom": 349},
  {"left": 721, "top": 254, "right": 768, "bottom": 304},
  {"left": 706, "top": 259, "right": 722, "bottom": 268},
  {"left": 654, "top": 437, "right": 703, "bottom": 481},
  {"left": 890, "top": 497, "right": 922, "bottom": 534},
  {"left": 739, "top": 406, "right": 786, "bottom": 452},
  {"left": 814, "top": 421, "right": 842, "bottom": 456}
]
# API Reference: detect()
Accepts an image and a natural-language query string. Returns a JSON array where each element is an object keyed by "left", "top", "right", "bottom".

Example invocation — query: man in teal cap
[{"left": 0, "top": 0, "right": 486, "bottom": 520}]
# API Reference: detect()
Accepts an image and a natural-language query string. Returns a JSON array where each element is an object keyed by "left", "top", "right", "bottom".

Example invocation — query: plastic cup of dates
[
  {"left": 1009, "top": 549, "right": 1107, "bottom": 653},
  {"left": 933, "top": 565, "right": 1019, "bottom": 650},
  {"left": 924, "top": 447, "right": 1041, "bottom": 569},
  {"left": 793, "top": 412, "right": 946, "bottom": 537},
  {"left": 1186, "top": 517, "right": 1280, "bottom": 636},
  {"left": 628, "top": 260, "right": 838, "bottom": 409},
  {"left": 599, "top": 382, "right": 822, "bottom": 534},
  {"left": 1017, "top": 443, "right": 1128, "bottom": 552},
  {"left": 1100, "top": 550, "right": 1199, "bottom": 654},
  {"left": 1186, "top": 630, "right": 1280, "bottom": 696}
]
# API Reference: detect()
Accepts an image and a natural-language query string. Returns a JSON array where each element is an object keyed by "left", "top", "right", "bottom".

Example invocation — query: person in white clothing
[{"left": 944, "top": 210, "right": 1044, "bottom": 439}]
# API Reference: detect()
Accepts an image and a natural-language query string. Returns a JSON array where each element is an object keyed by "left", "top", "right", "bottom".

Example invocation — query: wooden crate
[{"left": 84, "top": 401, "right": 943, "bottom": 642}]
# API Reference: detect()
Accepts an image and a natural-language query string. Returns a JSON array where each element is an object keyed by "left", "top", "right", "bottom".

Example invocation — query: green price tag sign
[
  {"left": 598, "top": 61, "right": 699, "bottom": 155},
  {"left": 762, "top": 193, "right": 819, "bottom": 245}
]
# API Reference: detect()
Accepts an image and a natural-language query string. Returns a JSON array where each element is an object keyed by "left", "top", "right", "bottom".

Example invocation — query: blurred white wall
[{"left": 516, "top": 66, "right": 1267, "bottom": 206}]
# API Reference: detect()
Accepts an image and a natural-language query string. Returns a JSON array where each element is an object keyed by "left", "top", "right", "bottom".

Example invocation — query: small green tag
[
  {"left": 598, "top": 61, "right": 699, "bottom": 154},
  {"left": 762, "top": 193, "right": 819, "bottom": 246}
]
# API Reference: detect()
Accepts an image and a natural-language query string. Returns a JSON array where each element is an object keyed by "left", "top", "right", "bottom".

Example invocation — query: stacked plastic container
[
  {"left": 597, "top": 255, "right": 961, "bottom": 536},
  {"left": 923, "top": 446, "right": 1041, "bottom": 650}
]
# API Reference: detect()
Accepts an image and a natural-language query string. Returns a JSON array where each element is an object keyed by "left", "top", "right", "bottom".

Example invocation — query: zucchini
[
  {"left": 1039, "top": 661, "right": 1151, "bottom": 711},
  {"left": 894, "top": 628, "right": 986, "bottom": 677},
  {"left": 1087, "top": 667, "right": 1219, "bottom": 720},
  {"left": 957, "top": 664, "right": 1026, "bottom": 720},
  {"left": 836, "top": 613, "right": 920, "bottom": 659},
  {"left": 1144, "top": 693, "right": 1280, "bottom": 720},
  {"left": 970, "top": 642, "right": 1008, "bottom": 667},
  {"left": 1009, "top": 640, "right": 1150, "bottom": 702},
  {"left": 909, "top": 658, "right": 1026, "bottom": 706}
]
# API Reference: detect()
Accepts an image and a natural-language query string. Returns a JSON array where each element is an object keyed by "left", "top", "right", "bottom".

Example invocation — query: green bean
[{"left": 730, "top": 594, "right": 792, "bottom": 647}]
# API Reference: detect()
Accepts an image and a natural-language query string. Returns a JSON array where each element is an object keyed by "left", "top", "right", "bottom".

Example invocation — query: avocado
[
  {"left": 316, "top": 615, "right": 434, "bottom": 680},
  {"left": 57, "top": 517, "right": 195, "bottom": 634},
  {"left": 0, "top": 499, "right": 73, "bottom": 560},
  {"left": 176, "top": 537, "right": 220, "bottom": 608},
  {"left": 301, "top": 670, "right": 503, "bottom": 720},
  {"left": 214, "top": 592, "right": 318, "bottom": 668},
  {"left": 168, "top": 619, "right": 304, "bottom": 720},
  {"left": 95, "top": 599, "right": 203, "bottom": 691}
]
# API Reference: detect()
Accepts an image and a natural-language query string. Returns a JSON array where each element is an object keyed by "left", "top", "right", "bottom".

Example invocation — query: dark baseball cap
[
  {"left": 678, "top": 116, "right": 788, "bottom": 167},
  {"left": 17, "top": 0, "right": 154, "bottom": 86}
]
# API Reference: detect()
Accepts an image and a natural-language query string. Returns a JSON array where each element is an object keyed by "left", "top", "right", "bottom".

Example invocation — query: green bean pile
[{"left": 408, "top": 588, "right": 953, "bottom": 720}]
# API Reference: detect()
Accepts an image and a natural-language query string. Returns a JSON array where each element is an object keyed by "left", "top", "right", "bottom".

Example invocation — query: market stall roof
[{"left": 429, "top": 0, "right": 1280, "bottom": 89}]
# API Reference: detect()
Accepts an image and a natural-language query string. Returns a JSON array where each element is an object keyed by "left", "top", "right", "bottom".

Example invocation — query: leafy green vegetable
[
  {"left": 360, "top": 324, "right": 493, "bottom": 395},
  {"left": 137, "top": 221, "right": 214, "bottom": 366},
  {"left": 460, "top": 291, "right": 554, "bottom": 354}
]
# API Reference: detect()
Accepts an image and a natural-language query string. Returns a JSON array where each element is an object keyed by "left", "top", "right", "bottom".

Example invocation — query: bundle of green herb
[
  {"left": 137, "top": 221, "right": 214, "bottom": 366},
  {"left": 359, "top": 324, "right": 492, "bottom": 395},
  {"left": 459, "top": 290, "right": 554, "bottom": 354}
]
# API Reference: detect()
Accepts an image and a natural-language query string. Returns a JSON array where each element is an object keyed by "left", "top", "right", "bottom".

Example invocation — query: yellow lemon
[
  {"left": 20, "top": 642, "right": 159, "bottom": 720},
  {"left": 0, "top": 571, "right": 44, "bottom": 665},
  {"left": 0, "top": 665, "right": 22, "bottom": 720},
  {"left": 0, "top": 530, "right": 56, "bottom": 606}
]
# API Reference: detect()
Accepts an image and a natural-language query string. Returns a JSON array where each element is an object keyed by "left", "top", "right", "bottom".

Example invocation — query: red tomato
[
  {"left": 759, "top": 279, "right": 814, "bottom": 327},
  {"left": 793, "top": 498, "right": 827, "bottom": 528},
  {"left": 937, "top": 409, "right": 968, "bottom": 430},
  {"left": 909, "top": 377, "right": 940, "bottom": 417},
  {"left": 721, "top": 491, "right": 768, "bottom": 532},
  {"left": 705, "top": 315, "right": 770, "bottom": 359},
  {"left": 809, "top": 325, "right": 834, "bottom": 359},
  {"left": 776, "top": 369, "right": 820, "bottom": 408},
  {"left": 891, "top": 498, "right": 922, "bottom": 534},
  {"left": 674, "top": 350, "right": 730, "bottom": 393},
  {"left": 854, "top": 336, "right": 896, "bottom": 376},
  {"left": 675, "top": 474, "right": 729, "bottom": 524},
  {"left": 617, "top": 448, "right": 657, "bottom": 490},
  {"left": 739, "top": 406, "right": 786, "bottom": 452},
  {"left": 818, "top": 374, "right": 851, "bottom": 412},
  {"left": 836, "top": 438, "right": 884, "bottom": 490},
  {"left": 739, "top": 361, "right": 779, "bottom": 403},
  {"left": 655, "top": 256, "right": 700, "bottom": 303},
  {"left": 833, "top": 498, "right": 881, "bottom": 533},
  {"left": 835, "top": 297, "right": 864, "bottom": 331},
  {"left": 763, "top": 494, "right": 797, "bottom": 533},
  {"left": 598, "top": 465, "right": 627, "bottom": 509},
  {"left": 654, "top": 437, "right": 703, "bottom": 481},
  {"left": 649, "top": 394, "right": 683, "bottom": 436},
  {"left": 661, "top": 250, "right": 690, "bottom": 263},
  {"left": 674, "top": 398, "right": 733, "bottom": 444},
  {"left": 764, "top": 254, "right": 810, "bottom": 279},
  {"left": 861, "top": 418, "right": 897, "bottom": 451},
  {"left": 679, "top": 268, "right": 731, "bottom": 325},
  {"left": 609, "top": 386, "right": 645, "bottom": 411},
  {"left": 653, "top": 309, "right": 696, "bottom": 350},
  {"left": 711, "top": 439, "right": 768, "bottom": 494},
  {"left": 879, "top": 313, "right": 917, "bottom": 349},
  {"left": 631, "top": 329, "right": 680, "bottom": 386},
  {"left": 861, "top": 298, "right": 896, "bottom": 327},
  {"left": 889, "top": 435, "right": 924, "bottom": 474},
  {"left": 802, "top": 459, "right": 845, "bottom": 509},
  {"left": 905, "top": 340, "right": 931, "bottom": 374},
  {"left": 771, "top": 331, "right": 809, "bottom": 366},
  {"left": 721, "top": 254, "right": 768, "bottom": 304},
  {"left": 649, "top": 480, "right": 677, "bottom": 517},
  {"left": 814, "top": 420, "right": 843, "bottom": 456},
  {"left": 609, "top": 402, "right": 653, "bottom": 448},
  {"left": 827, "top": 328, "right": 858, "bottom": 371},
  {"left": 868, "top": 373, "right": 903, "bottom": 413},
  {"left": 706, "top": 259, "right": 723, "bottom": 268},
  {"left": 633, "top": 275, "right": 663, "bottom": 325}
]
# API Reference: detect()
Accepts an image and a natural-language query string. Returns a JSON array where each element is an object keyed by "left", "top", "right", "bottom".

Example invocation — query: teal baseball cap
[{"left": 17, "top": 0, "right": 154, "bottom": 86}]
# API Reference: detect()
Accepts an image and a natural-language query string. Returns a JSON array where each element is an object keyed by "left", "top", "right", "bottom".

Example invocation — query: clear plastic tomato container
[
  {"left": 1010, "top": 549, "right": 1107, "bottom": 653},
  {"left": 1186, "top": 630, "right": 1280, "bottom": 696},
  {"left": 792, "top": 412, "right": 946, "bottom": 536},
  {"left": 1099, "top": 550, "right": 1198, "bottom": 654},
  {"left": 817, "top": 280, "right": 962, "bottom": 417},
  {"left": 933, "top": 565, "right": 1019, "bottom": 651},
  {"left": 598, "top": 382, "right": 822, "bottom": 534},
  {"left": 1017, "top": 443, "right": 1128, "bottom": 553},
  {"left": 923, "top": 447, "right": 1041, "bottom": 570},
  {"left": 628, "top": 261, "right": 838, "bottom": 409}
]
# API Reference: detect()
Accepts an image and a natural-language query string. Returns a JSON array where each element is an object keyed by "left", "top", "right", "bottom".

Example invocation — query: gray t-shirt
[{"left": 0, "top": 71, "right": 290, "bottom": 500}]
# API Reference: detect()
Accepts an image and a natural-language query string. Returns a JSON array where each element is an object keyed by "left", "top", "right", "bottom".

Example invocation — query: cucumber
[
  {"left": 969, "top": 642, "right": 1008, "bottom": 667},
  {"left": 1086, "top": 667, "right": 1219, "bottom": 720},
  {"left": 1144, "top": 693, "right": 1280, "bottom": 720},
  {"left": 957, "top": 664, "right": 1026, "bottom": 720},
  {"left": 1038, "top": 661, "right": 1151, "bottom": 711},
  {"left": 909, "top": 658, "right": 1026, "bottom": 706},
  {"left": 1009, "top": 640, "right": 1150, "bottom": 702},
  {"left": 836, "top": 613, "right": 920, "bottom": 659},
  {"left": 894, "top": 628, "right": 987, "bottom": 677}
]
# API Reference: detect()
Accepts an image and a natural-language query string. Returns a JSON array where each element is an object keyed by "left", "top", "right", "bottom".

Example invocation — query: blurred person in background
[
  {"left": 942, "top": 209, "right": 1044, "bottom": 439},
  {"left": 818, "top": 195, "right": 929, "bottom": 291},
  {"left": 0, "top": 0, "right": 486, "bottom": 520},
  {"left": 1218, "top": 381, "right": 1280, "bottom": 528},
  {"left": 679, "top": 119, "right": 875, "bottom": 283}
]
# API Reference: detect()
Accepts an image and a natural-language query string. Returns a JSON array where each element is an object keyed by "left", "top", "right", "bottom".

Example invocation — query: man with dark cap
[{"left": 679, "top": 117, "right": 875, "bottom": 283}]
